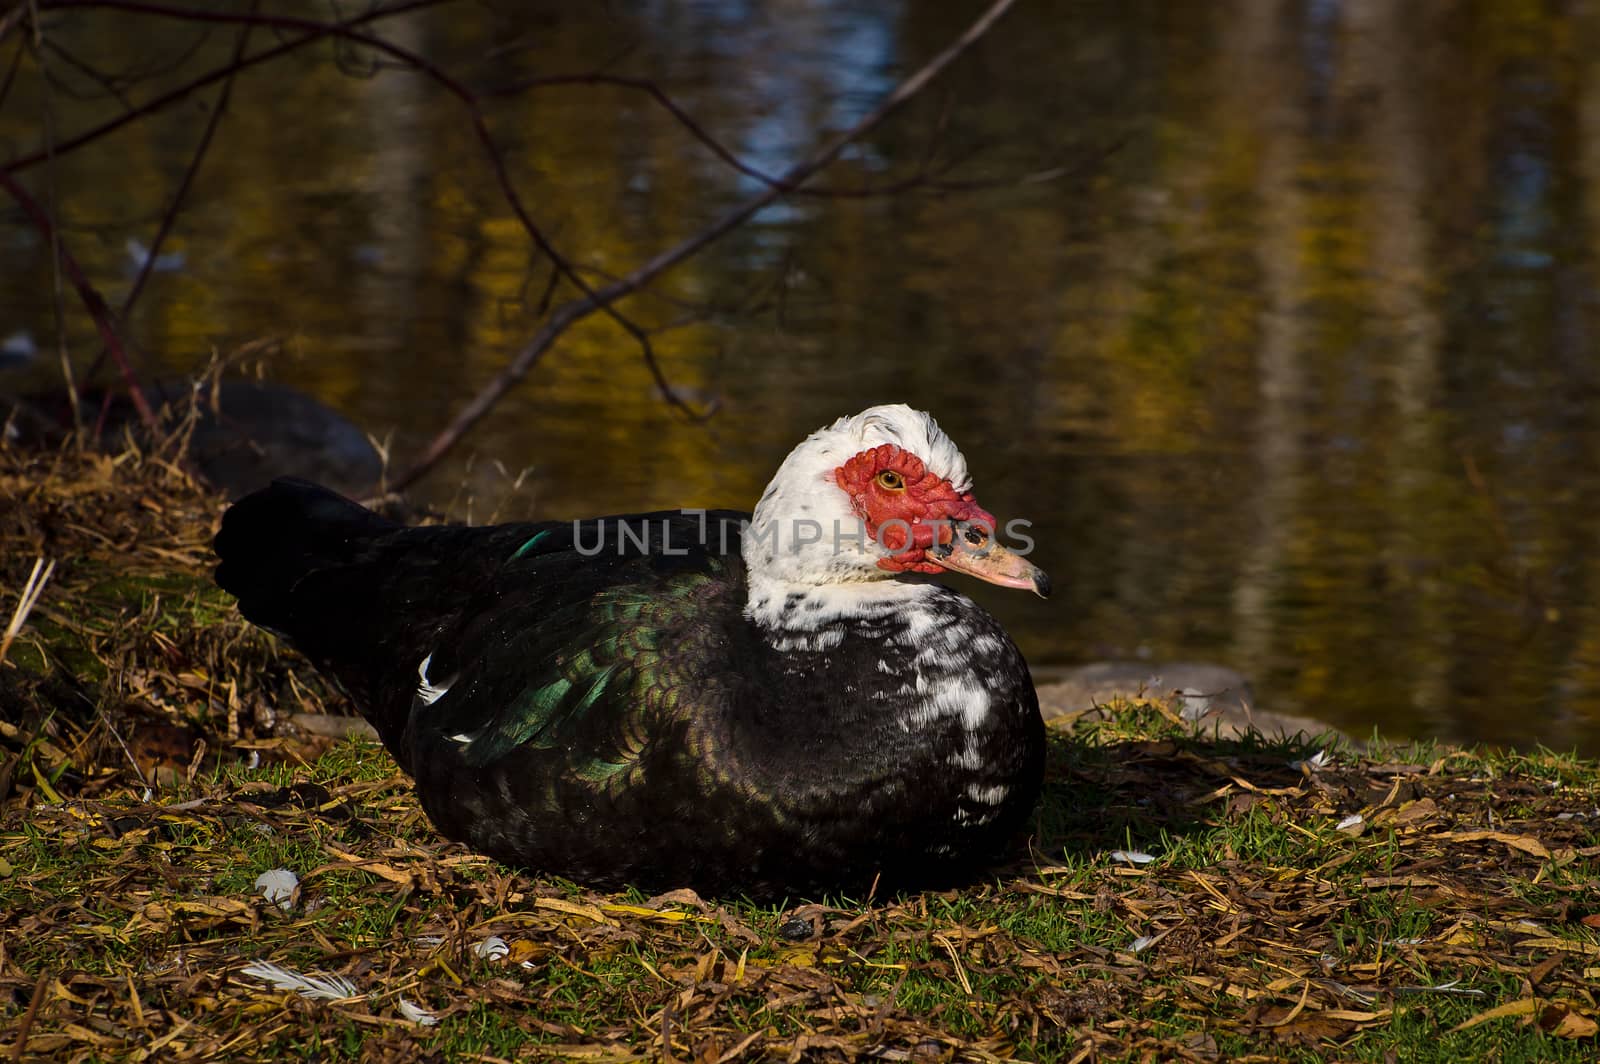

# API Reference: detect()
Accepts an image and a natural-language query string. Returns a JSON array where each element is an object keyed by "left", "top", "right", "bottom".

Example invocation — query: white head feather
[{"left": 742, "top": 404, "right": 971, "bottom": 625}]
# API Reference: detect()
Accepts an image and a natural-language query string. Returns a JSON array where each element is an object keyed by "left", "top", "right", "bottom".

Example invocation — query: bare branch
[
  {"left": 488, "top": 72, "right": 793, "bottom": 191},
  {"left": 38, "top": 37, "right": 137, "bottom": 106},
  {"left": 3, "top": 0, "right": 449, "bottom": 173},
  {"left": 31, "top": 0, "right": 84, "bottom": 432},
  {"left": 120, "top": 6, "right": 252, "bottom": 319},
  {"left": 390, "top": 0, "right": 1023, "bottom": 491},
  {"left": 0, "top": 36, "right": 23, "bottom": 111},
  {"left": 78, "top": 6, "right": 257, "bottom": 385},
  {"left": 32, "top": 0, "right": 695, "bottom": 420},
  {"left": 0, "top": 169, "right": 154, "bottom": 426},
  {"left": 0, "top": 3, "right": 27, "bottom": 45},
  {"left": 488, "top": 73, "right": 1006, "bottom": 202}
]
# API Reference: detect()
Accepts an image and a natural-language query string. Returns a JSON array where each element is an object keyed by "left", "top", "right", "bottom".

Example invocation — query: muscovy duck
[{"left": 214, "top": 404, "right": 1049, "bottom": 898}]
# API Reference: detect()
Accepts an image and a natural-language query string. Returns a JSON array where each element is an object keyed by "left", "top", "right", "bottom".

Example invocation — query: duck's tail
[{"left": 214, "top": 478, "right": 396, "bottom": 637}]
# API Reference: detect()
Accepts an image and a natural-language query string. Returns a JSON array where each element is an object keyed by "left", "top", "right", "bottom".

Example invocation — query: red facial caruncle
[{"left": 832, "top": 444, "right": 996, "bottom": 573}]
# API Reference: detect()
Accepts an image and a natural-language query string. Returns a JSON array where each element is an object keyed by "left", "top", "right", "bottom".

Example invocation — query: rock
[
  {"left": 1031, "top": 661, "right": 1348, "bottom": 743},
  {"left": 174, "top": 380, "right": 382, "bottom": 499},
  {"left": 3, "top": 379, "right": 382, "bottom": 499}
]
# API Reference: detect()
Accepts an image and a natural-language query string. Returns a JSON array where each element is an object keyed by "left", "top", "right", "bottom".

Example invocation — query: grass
[{"left": 2, "top": 442, "right": 1599, "bottom": 1061}]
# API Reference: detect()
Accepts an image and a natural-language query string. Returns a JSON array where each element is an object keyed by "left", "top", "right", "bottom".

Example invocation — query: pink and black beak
[{"left": 926, "top": 520, "right": 1051, "bottom": 599}]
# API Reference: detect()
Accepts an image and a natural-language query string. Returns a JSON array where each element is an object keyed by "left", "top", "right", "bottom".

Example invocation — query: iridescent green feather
[{"left": 455, "top": 566, "right": 721, "bottom": 774}]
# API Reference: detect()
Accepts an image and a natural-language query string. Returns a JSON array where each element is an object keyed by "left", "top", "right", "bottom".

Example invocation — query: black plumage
[{"left": 216, "top": 465, "right": 1044, "bottom": 899}]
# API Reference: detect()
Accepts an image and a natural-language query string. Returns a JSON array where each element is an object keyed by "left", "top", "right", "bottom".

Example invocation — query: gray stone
[{"left": 1032, "top": 661, "right": 1347, "bottom": 743}]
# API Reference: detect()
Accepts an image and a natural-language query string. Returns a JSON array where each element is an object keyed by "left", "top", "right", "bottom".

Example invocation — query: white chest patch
[
  {"left": 966, "top": 782, "right": 1009, "bottom": 806},
  {"left": 768, "top": 628, "right": 847, "bottom": 653},
  {"left": 897, "top": 601, "right": 995, "bottom": 738}
]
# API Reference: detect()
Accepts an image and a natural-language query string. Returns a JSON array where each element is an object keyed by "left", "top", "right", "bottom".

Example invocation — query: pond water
[{"left": 5, "top": 1, "right": 1600, "bottom": 754}]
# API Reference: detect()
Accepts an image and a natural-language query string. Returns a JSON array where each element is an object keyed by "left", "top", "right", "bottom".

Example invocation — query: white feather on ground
[
  {"left": 397, "top": 998, "right": 440, "bottom": 1026},
  {"left": 238, "top": 961, "right": 357, "bottom": 1001},
  {"left": 1109, "top": 849, "right": 1157, "bottom": 865},
  {"left": 253, "top": 868, "right": 298, "bottom": 911},
  {"left": 472, "top": 935, "right": 509, "bottom": 961}
]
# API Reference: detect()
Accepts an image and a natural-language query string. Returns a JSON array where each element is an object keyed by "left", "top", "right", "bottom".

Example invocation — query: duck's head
[{"left": 744, "top": 404, "right": 1049, "bottom": 602}]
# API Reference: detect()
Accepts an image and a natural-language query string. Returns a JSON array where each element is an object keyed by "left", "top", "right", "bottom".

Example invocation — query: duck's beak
[{"left": 925, "top": 521, "right": 1051, "bottom": 599}]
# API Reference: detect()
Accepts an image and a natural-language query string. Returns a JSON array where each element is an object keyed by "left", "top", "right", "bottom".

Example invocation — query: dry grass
[{"left": 2, "top": 440, "right": 1598, "bottom": 1062}]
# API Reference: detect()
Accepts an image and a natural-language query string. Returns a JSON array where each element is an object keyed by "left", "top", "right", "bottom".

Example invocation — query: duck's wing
[
  {"left": 385, "top": 512, "right": 767, "bottom": 888},
  {"left": 215, "top": 478, "right": 750, "bottom": 771},
  {"left": 407, "top": 521, "right": 748, "bottom": 778}
]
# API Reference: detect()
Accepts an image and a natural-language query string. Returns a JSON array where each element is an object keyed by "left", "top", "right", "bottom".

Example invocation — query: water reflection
[{"left": 3, "top": 0, "right": 1599, "bottom": 753}]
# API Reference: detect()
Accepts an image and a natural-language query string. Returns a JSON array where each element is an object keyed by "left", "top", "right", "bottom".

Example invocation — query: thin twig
[
  {"left": 38, "top": 36, "right": 137, "bottom": 106},
  {"left": 0, "top": 34, "right": 27, "bottom": 111},
  {"left": 31, "top": 0, "right": 84, "bottom": 433},
  {"left": 487, "top": 72, "right": 793, "bottom": 191},
  {"left": 0, "top": 3, "right": 26, "bottom": 45},
  {"left": 1, "top": 557, "right": 56, "bottom": 667},
  {"left": 9, "top": 970, "right": 50, "bottom": 1062},
  {"left": 0, "top": 170, "right": 153, "bottom": 425},
  {"left": 390, "top": 0, "right": 1022, "bottom": 490},
  {"left": 117, "top": 20, "right": 241, "bottom": 319},
  {"left": 98, "top": 711, "right": 151, "bottom": 794},
  {"left": 81, "top": 3, "right": 257, "bottom": 383},
  {"left": 486, "top": 70, "right": 1068, "bottom": 201}
]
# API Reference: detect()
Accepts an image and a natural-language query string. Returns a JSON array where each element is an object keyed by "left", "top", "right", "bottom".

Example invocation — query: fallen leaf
[
  {"left": 1514, "top": 938, "right": 1600, "bottom": 957},
  {"left": 1390, "top": 797, "right": 1439, "bottom": 826},
  {"left": 1443, "top": 831, "right": 1551, "bottom": 859},
  {"left": 506, "top": 939, "right": 547, "bottom": 968},
  {"left": 535, "top": 897, "right": 613, "bottom": 924},
  {"left": 1452, "top": 997, "right": 1539, "bottom": 1031},
  {"left": 1538, "top": 1004, "right": 1599, "bottom": 1039},
  {"left": 1528, "top": 956, "right": 1563, "bottom": 986}
]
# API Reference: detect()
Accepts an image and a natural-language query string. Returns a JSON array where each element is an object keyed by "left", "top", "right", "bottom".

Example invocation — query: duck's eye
[{"left": 875, "top": 470, "right": 905, "bottom": 491}]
